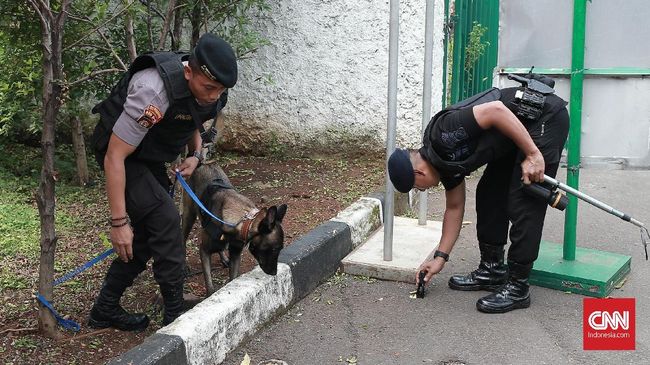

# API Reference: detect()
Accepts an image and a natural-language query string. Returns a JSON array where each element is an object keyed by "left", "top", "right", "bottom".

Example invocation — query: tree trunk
[
  {"left": 124, "top": 1, "right": 137, "bottom": 62},
  {"left": 190, "top": 0, "right": 201, "bottom": 47},
  {"left": 30, "top": 0, "right": 71, "bottom": 339},
  {"left": 147, "top": 0, "right": 154, "bottom": 50},
  {"left": 71, "top": 116, "right": 89, "bottom": 186},
  {"left": 156, "top": 0, "right": 177, "bottom": 50},
  {"left": 171, "top": 0, "right": 184, "bottom": 51}
]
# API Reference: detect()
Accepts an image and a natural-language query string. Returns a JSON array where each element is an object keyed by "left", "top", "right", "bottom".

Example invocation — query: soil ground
[{"left": 0, "top": 151, "right": 384, "bottom": 365}]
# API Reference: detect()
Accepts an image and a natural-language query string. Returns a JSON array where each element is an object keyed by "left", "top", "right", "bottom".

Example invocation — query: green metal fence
[{"left": 447, "top": 0, "right": 499, "bottom": 104}]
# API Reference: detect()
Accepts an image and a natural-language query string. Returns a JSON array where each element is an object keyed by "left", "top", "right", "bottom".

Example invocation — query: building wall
[
  {"left": 497, "top": 0, "right": 650, "bottom": 168},
  {"left": 220, "top": 0, "right": 446, "bottom": 154}
]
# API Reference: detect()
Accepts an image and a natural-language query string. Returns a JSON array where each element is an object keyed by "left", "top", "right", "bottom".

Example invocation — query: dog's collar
[{"left": 239, "top": 208, "right": 262, "bottom": 243}]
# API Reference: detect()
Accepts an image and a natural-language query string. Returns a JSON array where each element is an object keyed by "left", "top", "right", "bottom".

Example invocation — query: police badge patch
[{"left": 137, "top": 105, "right": 163, "bottom": 128}]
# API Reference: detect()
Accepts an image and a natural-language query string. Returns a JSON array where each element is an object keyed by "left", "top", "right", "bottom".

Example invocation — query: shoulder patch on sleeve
[{"left": 137, "top": 104, "right": 163, "bottom": 129}]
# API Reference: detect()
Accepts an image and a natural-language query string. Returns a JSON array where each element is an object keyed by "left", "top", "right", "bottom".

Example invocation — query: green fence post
[
  {"left": 442, "top": 0, "right": 450, "bottom": 108},
  {"left": 564, "top": 0, "right": 587, "bottom": 261},
  {"left": 530, "top": 0, "right": 631, "bottom": 298}
]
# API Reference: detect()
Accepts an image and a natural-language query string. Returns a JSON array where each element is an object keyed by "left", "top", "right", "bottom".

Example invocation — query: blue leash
[
  {"left": 36, "top": 171, "right": 235, "bottom": 331},
  {"left": 35, "top": 248, "right": 115, "bottom": 332},
  {"left": 174, "top": 171, "right": 237, "bottom": 228}
]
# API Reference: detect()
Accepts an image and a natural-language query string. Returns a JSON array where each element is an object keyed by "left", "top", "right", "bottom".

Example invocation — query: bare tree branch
[
  {"left": 27, "top": 0, "right": 52, "bottom": 31},
  {"left": 202, "top": 0, "right": 209, "bottom": 34},
  {"left": 73, "top": 44, "right": 113, "bottom": 52},
  {"left": 201, "top": 0, "right": 242, "bottom": 28},
  {"left": 156, "top": 0, "right": 177, "bottom": 50},
  {"left": 63, "top": 0, "right": 137, "bottom": 51},
  {"left": 96, "top": 30, "right": 128, "bottom": 71},
  {"left": 66, "top": 9, "right": 129, "bottom": 72},
  {"left": 138, "top": 0, "right": 165, "bottom": 19},
  {"left": 69, "top": 68, "right": 122, "bottom": 87},
  {"left": 0, "top": 327, "right": 37, "bottom": 336},
  {"left": 58, "top": 328, "right": 112, "bottom": 343},
  {"left": 55, "top": 0, "right": 73, "bottom": 29}
]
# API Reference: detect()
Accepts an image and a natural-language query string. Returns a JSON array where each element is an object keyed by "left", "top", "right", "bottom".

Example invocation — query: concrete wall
[{"left": 219, "top": 0, "right": 446, "bottom": 154}]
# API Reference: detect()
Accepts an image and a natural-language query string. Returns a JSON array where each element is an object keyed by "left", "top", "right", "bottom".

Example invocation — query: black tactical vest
[
  {"left": 91, "top": 52, "right": 227, "bottom": 163},
  {"left": 421, "top": 87, "right": 568, "bottom": 177}
]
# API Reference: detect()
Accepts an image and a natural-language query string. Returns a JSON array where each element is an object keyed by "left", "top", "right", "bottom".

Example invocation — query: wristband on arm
[{"left": 433, "top": 250, "right": 449, "bottom": 262}]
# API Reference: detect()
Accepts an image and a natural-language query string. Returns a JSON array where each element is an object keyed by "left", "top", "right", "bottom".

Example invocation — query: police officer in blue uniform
[
  {"left": 388, "top": 76, "right": 569, "bottom": 313},
  {"left": 88, "top": 33, "right": 237, "bottom": 330}
]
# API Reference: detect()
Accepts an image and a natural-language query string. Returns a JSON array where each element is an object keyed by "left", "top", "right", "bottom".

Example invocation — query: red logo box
[{"left": 583, "top": 298, "right": 635, "bottom": 350}]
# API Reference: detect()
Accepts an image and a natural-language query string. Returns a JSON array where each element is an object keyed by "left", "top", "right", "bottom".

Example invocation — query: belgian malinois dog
[{"left": 181, "top": 162, "right": 287, "bottom": 295}]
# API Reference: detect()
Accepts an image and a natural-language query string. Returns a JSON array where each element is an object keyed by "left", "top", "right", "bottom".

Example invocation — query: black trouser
[
  {"left": 99, "top": 156, "right": 185, "bottom": 290},
  {"left": 476, "top": 109, "right": 570, "bottom": 265}
]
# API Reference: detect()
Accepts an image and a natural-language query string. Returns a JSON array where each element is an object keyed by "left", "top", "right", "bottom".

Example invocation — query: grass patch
[
  {"left": 0, "top": 265, "right": 29, "bottom": 291},
  {"left": 0, "top": 143, "right": 104, "bottom": 293},
  {"left": 0, "top": 170, "right": 83, "bottom": 258},
  {"left": 0, "top": 171, "right": 39, "bottom": 258},
  {"left": 0, "top": 200, "right": 39, "bottom": 257}
]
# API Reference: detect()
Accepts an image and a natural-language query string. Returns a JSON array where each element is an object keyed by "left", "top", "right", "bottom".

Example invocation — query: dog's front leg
[
  {"left": 199, "top": 232, "right": 216, "bottom": 296},
  {"left": 227, "top": 245, "right": 243, "bottom": 281}
]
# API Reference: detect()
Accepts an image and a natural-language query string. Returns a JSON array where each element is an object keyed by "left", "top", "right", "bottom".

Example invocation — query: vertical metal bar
[
  {"left": 467, "top": 0, "right": 474, "bottom": 97},
  {"left": 564, "top": 0, "right": 587, "bottom": 261},
  {"left": 384, "top": 0, "right": 400, "bottom": 261},
  {"left": 487, "top": 0, "right": 496, "bottom": 88},
  {"left": 461, "top": 0, "right": 470, "bottom": 99},
  {"left": 480, "top": 0, "right": 486, "bottom": 91},
  {"left": 459, "top": 0, "right": 467, "bottom": 100},
  {"left": 473, "top": 0, "right": 481, "bottom": 95},
  {"left": 483, "top": 0, "right": 491, "bottom": 89},
  {"left": 451, "top": 0, "right": 463, "bottom": 103},
  {"left": 418, "top": 0, "right": 436, "bottom": 225},
  {"left": 441, "top": 0, "right": 450, "bottom": 108},
  {"left": 489, "top": 0, "right": 499, "bottom": 85}
]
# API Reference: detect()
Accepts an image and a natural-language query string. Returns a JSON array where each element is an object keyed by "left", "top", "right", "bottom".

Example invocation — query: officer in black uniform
[
  {"left": 88, "top": 33, "right": 237, "bottom": 330},
  {"left": 387, "top": 76, "right": 569, "bottom": 313}
]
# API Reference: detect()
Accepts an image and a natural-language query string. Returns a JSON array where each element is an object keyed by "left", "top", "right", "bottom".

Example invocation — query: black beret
[
  {"left": 193, "top": 33, "right": 238, "bottom": 88},
  {"left": 388, "top": 148, "right": 414, "bottom": 193}
]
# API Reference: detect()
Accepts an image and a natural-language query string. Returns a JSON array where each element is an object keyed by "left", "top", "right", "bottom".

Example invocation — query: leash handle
[{"left": 175, "top": 171, "right": 237, "bottom": 228}]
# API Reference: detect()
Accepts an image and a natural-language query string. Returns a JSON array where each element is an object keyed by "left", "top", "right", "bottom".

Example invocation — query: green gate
[{"left": 445, "top": 0, "right": 499, "bottom": 105}]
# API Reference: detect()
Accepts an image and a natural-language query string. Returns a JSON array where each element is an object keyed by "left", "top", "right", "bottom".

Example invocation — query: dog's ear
[
  {"left": 276, "top": 204, "right": 287, "bottom": 222},
  {"left": 260, "top": 206, "right": 277, "bottom": 232}
]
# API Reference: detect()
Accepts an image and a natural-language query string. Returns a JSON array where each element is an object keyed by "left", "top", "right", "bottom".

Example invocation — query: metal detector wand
[{"left": 543, "top": 174, "right": 649, "bottom": 259}]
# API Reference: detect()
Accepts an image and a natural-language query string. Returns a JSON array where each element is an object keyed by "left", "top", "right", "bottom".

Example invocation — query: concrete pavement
[{"left": 222, "top": 167, "right": 650, "bottom": 365}]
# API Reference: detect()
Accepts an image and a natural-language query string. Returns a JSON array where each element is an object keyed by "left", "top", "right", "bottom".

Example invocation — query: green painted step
[{"left": 531, "top": 241, "right": 631, "bottom": 298}]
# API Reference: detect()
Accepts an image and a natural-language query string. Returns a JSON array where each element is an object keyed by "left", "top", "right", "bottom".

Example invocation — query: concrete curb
[{"left": 109, "top": 194, "right": 384, "bottom": 365}]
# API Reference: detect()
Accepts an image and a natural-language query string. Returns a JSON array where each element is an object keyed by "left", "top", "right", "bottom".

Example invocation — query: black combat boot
[
  {"left": 448, "top": 242, "right": 508, "bottom": 291},
  {"left": 476, "top": 261, "right": 533, "bottom": 313},
  {"left": 88, "top": 279, "right": 150, "bottom": 331},
  {"left": 161, "top": 284, "right": 186, "bottom": 326}
]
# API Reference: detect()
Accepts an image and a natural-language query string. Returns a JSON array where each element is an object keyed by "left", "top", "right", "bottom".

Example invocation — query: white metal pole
[
  {"left": 384, "top": 0, "right": 400, "bottom": 261},
  {"left": 418, "top": 0, "right": 435, "bottom": 225}
]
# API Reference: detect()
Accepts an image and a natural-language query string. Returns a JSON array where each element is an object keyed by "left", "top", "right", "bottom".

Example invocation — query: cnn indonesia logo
[{"left": 583, "top": 298, "right": 635, "bottom": 350}]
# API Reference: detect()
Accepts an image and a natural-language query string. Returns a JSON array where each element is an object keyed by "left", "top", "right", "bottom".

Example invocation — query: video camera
[{"left": 507, "top": 67, "right": 556, "bottom": 121}]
